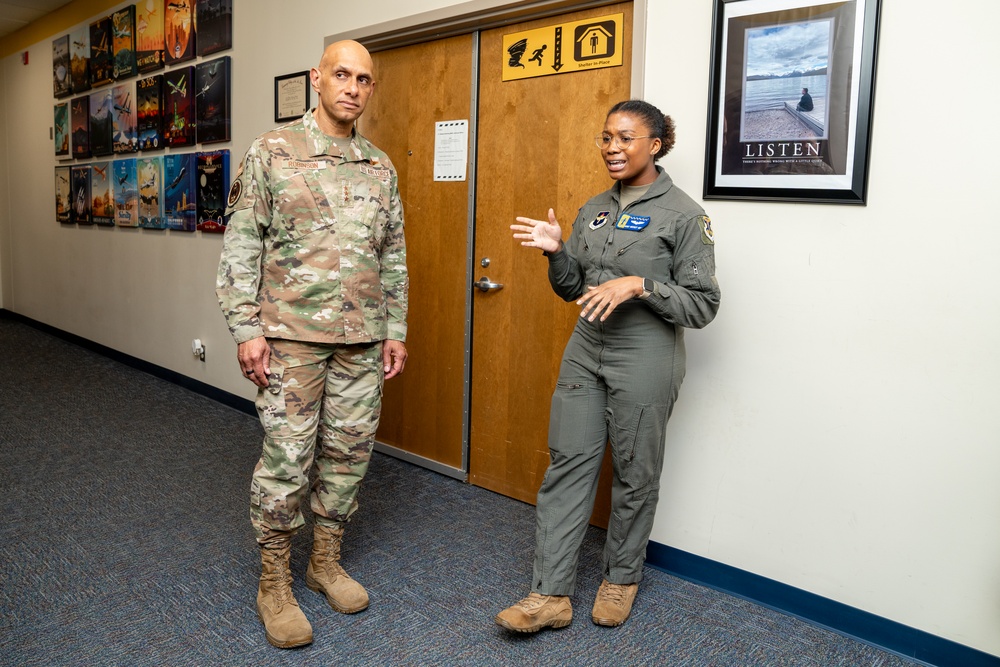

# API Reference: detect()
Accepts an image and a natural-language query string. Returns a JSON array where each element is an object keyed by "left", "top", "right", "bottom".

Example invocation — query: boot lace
[
  {"left": 261, "top": 555, "right": 295, "bottom": 609},
  {"left": 317, "top": 533, "right": 349, "bottom": 579},
  {"left": 599, "top": 582, "right": 630, "bottom": 607},
  {"left": 515, "top": 592, "right": 550, "bottom": 611}
]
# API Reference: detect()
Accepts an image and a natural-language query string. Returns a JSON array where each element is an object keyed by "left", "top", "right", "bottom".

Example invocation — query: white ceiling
[{"left": 0, "top": 0, "right": 74, "bottom": 40}]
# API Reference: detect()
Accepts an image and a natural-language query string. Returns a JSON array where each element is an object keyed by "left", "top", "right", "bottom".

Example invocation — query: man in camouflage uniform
[{"left": 216, "top": 40, "right": 407, "bottom": 649}]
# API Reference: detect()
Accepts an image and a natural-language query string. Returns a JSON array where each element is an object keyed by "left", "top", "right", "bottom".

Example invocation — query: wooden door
[
  {"left": 469, "top": 4, "right": 632, "bottom": 526},
  {"left": 362, "top": 35, "right": 473, "bottom": 473}
]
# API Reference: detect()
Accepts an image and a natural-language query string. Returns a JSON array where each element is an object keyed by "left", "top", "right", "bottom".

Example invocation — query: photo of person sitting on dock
[
  {"left": 796, "top": 87, "right": 813, "bottom": 112},
  {"left": 739, "top": 19, "right": 831, "bottom": 143}
]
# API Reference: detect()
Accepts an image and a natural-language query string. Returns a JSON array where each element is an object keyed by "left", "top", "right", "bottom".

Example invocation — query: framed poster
[
  {"left": 274, "top": 71, "right": 310, "bottom": 123},
  {"left": 71, "top": 96, "right": 90, "bottom": 159},
  {"left": 91, "top": 162, "right": 114, "bottom": 226},
  {"left": 89, "top": 17, "right": 113, "bottom": 87},
  {"left": 112, "top": 82, "right": 138, "bottom": 153},
  {"left": 196, "top": 56, "right": 231, "bottom": 144},
  {"left": 136, "top": 0, "right": 165, "bottom": 73},
  {"left": 69, "top": 27, "right": 90, "bottom": 93},
  {"left": 54, "top": 103, "right": 70, "bottom": 157},
  {"left": 113, "top": 158, "right": 139, "bottom": 227},
  {"left": 89, "top": 89, "right": 114, "bottom": 157},
  {"left": 138, "top": 156, "right": 164, "bottom": 229},
  {"left": 112, "top": 5, "right": 137, "bottom": 79},
  {"left": 163, "top": 66, "right": 195, "bottom": 147},
  {"left": 704, "top": 0, "right": 881, "bottom": 204},
  {"left": 55, "top": 166, "right": 72, "bottom": 224},
  {"left": 196, "top": 0, "right": 232, "bottom": 56},
  {"left": 53, "top": 35, "right": 71, "bottom": 98},
  {"left": 196, "top": 149, "right": 229, "bottom": 233},
  {"left": 137, "top": 75, "right": 163, "bottom": 150},
  {"left": 71, "top": 165, "right": 92, "bottom": 225},
  {"left": 163, "top": 153, "right": 197, "bottom": 231},
  {"left": 165, "top": 0, "right": 196, "bottom": 64}
]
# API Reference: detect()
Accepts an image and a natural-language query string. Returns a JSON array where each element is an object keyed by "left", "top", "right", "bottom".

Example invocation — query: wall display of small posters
[
  {"left": 165, "top": 0, "right": 196, "bottom": 65},
  {"left": 89, "top": 89, "right": 114, "bottom": 157},
  {"left": 196, "top": 56, "right": 230, "bottom": 144},
  {"left": 136, "top": 75, "right": 162, "bottom": 150},
  {"left": 112, "top": 83, "right": 138, "bottom": 154},
  {"left": 112, "top": 6, "right": 138, "bottom": 80},
  {"left": 163, "top": 153, "right": 197, "bottom": 231},
  {"left": 196, "top": 0, "right": 232, "bottom": 56},
  {"left": 89, "top": 17, "right": 113, "bottom": 87},
  {"left": 71, "top": 165, "right": 93, "bottom": 225},
  {"left": 55, "top": 166, "right": 72, "bottom": 224},
  {"left": 135, "top": 0, "right": 165, "bottom": 73},
  {"left": 138, "top": 156, "right": 164, "bottom": 229},
  {"left": 69, "top": 27, "right": 90, "bottom": 93},
  {"left": 54, "top": 103, "right": 70, "bottom": 157},
  {"left": 91, "top": 161, "right": 114, "bottom": 226},
  {"left": 53, "top": 35, "right": 71, "bottom": 98},
  {"left": 163, "top": 66, "right": 195, "bottom": 147},
  {"left": 196, "top": 149, "right": 229, "bottom": 233},
  {"left": 113, "top": 158, "right": 139, "bottom": 227},
  {"left": 71, "top": 96, "right": 90, "bottom": 159}
]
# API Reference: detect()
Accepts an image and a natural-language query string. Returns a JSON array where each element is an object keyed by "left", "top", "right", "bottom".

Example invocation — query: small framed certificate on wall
[{"left": 274, "top": 71, "right": 311, "bottom": 123}]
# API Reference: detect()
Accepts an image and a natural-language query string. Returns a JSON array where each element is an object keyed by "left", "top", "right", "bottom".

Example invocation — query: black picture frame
[
  {"left": 274, "top": 71, "right": 311, "bottom": 123},
  {"left": 704, "top": 0, "right": 881, "bottom": 204},
  {"left": 196, "top": 56, "right": 231, "bottom": 144}
]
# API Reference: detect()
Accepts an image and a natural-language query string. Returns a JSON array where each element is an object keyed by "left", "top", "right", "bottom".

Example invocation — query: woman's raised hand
[{"left": 511, "top": 208, "right": 563, "bottom": 254}]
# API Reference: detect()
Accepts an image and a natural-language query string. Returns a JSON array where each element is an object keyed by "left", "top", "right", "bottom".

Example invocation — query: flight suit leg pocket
[
  {"left": 548, "top": 380, "right": 606, "bottom": 457},
  {"left": 608, "top": 402, "right": 666, "bottom": 488}
]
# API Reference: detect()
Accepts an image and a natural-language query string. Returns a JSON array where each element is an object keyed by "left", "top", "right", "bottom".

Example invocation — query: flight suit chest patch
[
  {"left": 615, "top": 213, "right": 650, "bottom": 231},
  {"left": 589, "top": 211, "right": 610, "bottom": 230}
]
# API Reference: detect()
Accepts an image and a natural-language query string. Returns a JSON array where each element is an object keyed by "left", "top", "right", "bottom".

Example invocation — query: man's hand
[
  {"left": 238, "top": 337, "right": 271, "bottom": 388},
  {"left": 383, "top": 340, "right": 407, "bottom": 380},
  {"left": 577, "top": 277, "right": 644, "bottom": 322}
]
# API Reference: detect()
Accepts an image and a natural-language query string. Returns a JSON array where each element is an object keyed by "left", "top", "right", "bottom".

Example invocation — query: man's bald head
[{"left": 310, "top": 40, "right": 376, "bottom": 137}]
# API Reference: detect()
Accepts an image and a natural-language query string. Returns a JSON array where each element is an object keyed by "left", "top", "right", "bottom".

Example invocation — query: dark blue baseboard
[
  {"left": 3, "top": 309, "right": 996, "bottom": 666},
  {"left": 646, "top": 542, "right": 999, "bottom": 667},
  {"left": 0, "top": 309, "right": 255, "bottom": 417}
]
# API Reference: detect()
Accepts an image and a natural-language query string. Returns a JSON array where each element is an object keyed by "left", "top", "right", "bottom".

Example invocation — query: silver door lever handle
[{"left": 473, "top": 276, "right": 504, "bottom": 292}]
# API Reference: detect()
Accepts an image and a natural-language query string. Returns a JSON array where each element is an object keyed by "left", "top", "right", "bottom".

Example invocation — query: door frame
[
  {"left": 328, "top": 0, "right": 647, "bottom": 93},
  {"left": 327, "top": 0, "right": 647, "bottom": 479}
]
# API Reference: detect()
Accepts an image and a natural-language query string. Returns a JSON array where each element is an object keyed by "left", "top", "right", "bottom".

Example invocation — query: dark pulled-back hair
[{"left": 608, "top": 99, "right": 676, "bottom": 160}]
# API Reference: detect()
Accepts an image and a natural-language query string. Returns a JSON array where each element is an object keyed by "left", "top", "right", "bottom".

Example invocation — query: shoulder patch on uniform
[
  {"left": 227, "top": 179, "right": 243, "bottom": 207},
  {"left": 700, "top": 216, "right": 715, "bottom": 245}
]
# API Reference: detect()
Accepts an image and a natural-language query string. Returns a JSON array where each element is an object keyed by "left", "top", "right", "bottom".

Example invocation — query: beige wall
[{"left": 0, "top": 0, "right": 997, "bottom": 657}]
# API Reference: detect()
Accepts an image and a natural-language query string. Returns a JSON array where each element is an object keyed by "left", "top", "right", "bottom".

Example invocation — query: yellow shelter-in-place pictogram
[{"left": 502, "top": 13, "right": 624, "bottom": 82}]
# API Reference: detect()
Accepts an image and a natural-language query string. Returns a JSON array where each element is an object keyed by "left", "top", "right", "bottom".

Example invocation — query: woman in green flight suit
[{"left": 496, "top": 99, "right": 721, "bottom": 633}]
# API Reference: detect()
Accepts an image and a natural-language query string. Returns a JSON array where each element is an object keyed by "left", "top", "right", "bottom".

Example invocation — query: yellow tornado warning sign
[{"left": 502, "top": 13, "right": 624, "bottom": 82}]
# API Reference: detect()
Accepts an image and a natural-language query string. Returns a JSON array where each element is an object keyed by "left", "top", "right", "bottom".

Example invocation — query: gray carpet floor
[{"left": 0, "top": 318, "right": 923, "bottom": 666}]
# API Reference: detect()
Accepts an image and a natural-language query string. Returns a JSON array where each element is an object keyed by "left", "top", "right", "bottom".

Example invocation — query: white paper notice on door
[{"left": 433, "top": 120, "right": 469, "bottom": 182}]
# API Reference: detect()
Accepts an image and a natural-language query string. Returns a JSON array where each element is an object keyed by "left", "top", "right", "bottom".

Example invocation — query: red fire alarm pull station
[{"left": 22, "top": 51, "right": 29, "bottom": 65}]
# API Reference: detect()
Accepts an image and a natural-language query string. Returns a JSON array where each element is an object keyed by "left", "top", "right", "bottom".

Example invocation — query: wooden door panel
[
  {"left": 470, "top": 4, "right": 632, "bottom": 526},
  {"left": 363, "top": 35, "right": 473, "bottom": 471}
]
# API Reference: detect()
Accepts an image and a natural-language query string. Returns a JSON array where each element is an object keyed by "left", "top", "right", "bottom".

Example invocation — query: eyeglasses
[{"left": 595, "top": 134, "right": 654, "bottom": 150}]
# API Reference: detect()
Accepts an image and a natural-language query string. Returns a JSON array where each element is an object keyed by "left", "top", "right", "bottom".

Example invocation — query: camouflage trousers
[{"left": 251, "top": 338, "right": 384, "bottom": 545}]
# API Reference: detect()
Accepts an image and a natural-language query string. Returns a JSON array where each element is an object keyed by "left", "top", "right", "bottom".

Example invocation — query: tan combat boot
[
  {"left": 591, "top": 580, "right": 638, "bottom": 627},
  {"left": 495, "top": 592, "right": 573, "bottom": 633},
  {"left": 257, "top": 540, "right": 313, "bottom": 649},
  {"left": 305, "top": 523, "right": 369, "bottom": 613}
]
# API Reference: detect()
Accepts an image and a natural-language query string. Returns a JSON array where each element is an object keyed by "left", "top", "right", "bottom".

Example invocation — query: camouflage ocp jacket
[{"left": 217, "top": 110, "right": 408, "bottom": 346}]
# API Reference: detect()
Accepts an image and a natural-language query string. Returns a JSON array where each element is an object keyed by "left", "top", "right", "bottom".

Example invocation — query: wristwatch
[{"left": 639, "top": 277, "right": 654, "bottom": 299}]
